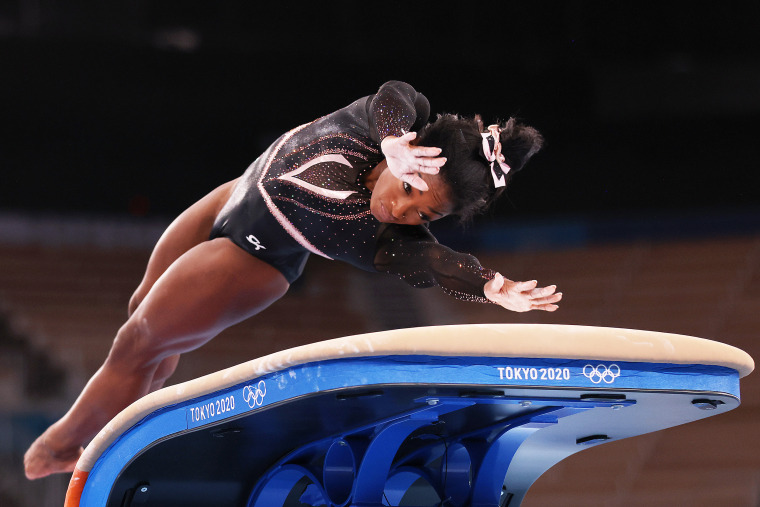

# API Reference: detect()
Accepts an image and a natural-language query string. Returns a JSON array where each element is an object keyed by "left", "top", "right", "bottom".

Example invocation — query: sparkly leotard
[{"left": 210, "top": 81, "right": 495, "bottom": 302}]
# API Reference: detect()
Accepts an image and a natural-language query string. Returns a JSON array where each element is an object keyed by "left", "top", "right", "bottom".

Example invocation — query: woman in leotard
[{"left": 24, "top": 81, "right": 561, "bottom": 479}]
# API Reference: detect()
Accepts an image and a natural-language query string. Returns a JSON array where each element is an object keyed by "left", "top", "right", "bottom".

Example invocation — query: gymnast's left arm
[
  {"left": 373, "top": 224, "right": 561, "bottom": 312},
  {"left": 367, "top": 81, "right": 446, "bottom": 191}
]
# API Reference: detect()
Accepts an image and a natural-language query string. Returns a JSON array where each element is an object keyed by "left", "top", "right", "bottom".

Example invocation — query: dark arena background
[{"left": 1, "top": 2, "right": 759, "bottom": 506}]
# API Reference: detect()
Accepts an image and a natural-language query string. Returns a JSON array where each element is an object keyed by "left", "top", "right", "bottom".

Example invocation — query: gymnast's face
[{"left": 370, "top": 167, "right": 453, "bottom": 225}]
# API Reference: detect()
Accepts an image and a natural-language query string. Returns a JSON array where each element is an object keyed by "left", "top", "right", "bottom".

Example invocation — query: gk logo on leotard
[
  {"left": 582, "top": 364, "right": 621, "bottom": 384},
  {"left": 243, "top": 380, "right": 267, "bottom": 408},
  {"left": 246, "top": 234, "right": 266, "bottom": 251}
]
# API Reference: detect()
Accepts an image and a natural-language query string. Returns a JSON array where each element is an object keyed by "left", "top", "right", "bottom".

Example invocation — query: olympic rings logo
[
  {"left": 243, "top": 380, "right": 267, "bottom": 408},
  {"left": 582, "top": 364, "right": 621, "bottom": 384}
]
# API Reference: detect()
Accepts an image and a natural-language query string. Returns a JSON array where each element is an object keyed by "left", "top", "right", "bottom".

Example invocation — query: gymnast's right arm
[{"left": 373, "top": 224, "right": 561, "bottom": 312}]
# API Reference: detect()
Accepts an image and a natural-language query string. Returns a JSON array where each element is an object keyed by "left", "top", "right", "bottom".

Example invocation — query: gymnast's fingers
[
  {"left": 531, "top": 292, "right": 562, "bottom": 310},
  {"left": 513, "top": 280, "right": 538, "bottom": 293},
  {"left": 533, "top": 302, "right": 560, "bottom": 312},
  {"left": 398, "top": 131, "right": 417, "bottom": 143},
  {"left": 416, "top": 164, "right": 442, "bottom": 176},
  {"left": 528, "top": 285, "right": 557, "bottom": 298},
  {"left": 532, "top": 292, "right": 562, "bottom": 305},
  {"left": 411, "top": 145, "right": 443, "bottom": 158},
  {"left": 417, "top": 155, "right": 445, "bottom": 171}
]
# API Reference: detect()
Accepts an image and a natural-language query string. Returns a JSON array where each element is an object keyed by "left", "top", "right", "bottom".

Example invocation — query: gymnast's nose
[{"left": 391, "top": 200, "right": 410, "bottom": 221}]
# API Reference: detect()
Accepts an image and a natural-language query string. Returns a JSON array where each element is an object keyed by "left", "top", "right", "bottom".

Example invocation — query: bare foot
[{"left": 24, "top": 432, "right": 83, "bottom": 480}]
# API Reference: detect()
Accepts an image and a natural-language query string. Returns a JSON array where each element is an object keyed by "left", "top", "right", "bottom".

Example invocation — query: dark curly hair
[{"left": 416, "top": 114, "right": 544, "bottom": 223}]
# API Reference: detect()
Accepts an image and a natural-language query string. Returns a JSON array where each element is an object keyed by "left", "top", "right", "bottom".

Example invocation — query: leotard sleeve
[
  {"left": 367, "top": 81, "right": 430, "bottom": 142},
  {"left": 373, "top": 224, "right": 497, "bottom": 303}
]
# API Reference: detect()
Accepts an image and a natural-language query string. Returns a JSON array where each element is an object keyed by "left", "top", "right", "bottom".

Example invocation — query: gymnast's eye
[
  {"left": 403, "top": 182, "right": 412, "bottom": 194},
  {"left": 418, "top": 211, "right": 430, "bottom": 222}
]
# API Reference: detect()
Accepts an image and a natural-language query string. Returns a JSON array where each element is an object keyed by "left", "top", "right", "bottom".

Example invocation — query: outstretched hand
[
  {"left": 381, "top": 132, "right": 446, "bottom": 191},
  {"left": 484, "top": 273, "right": 562, "bottom": 312}
]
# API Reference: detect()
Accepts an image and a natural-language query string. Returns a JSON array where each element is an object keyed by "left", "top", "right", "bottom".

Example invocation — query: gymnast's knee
[
  {"left": 106, "top": 318, "right": 167, "bottom": 376},
  {"left": 128, "top": 285, "right": 148, "bottom": 317}
]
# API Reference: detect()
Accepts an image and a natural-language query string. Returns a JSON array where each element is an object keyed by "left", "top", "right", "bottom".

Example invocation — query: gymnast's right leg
[
  {"left": 23, "top": 178, "right": 291, "bottom": 479},
  {"left": 127, "top": 178, "right": 239, "bottom": 392},
  {"left": 24, "top": 238, "right": 289, "bottom": 479}
]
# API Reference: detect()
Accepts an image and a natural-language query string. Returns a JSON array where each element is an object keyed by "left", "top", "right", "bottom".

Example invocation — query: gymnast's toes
[{"left": 24, "top": 434, "right": 82, "bottom": 480}]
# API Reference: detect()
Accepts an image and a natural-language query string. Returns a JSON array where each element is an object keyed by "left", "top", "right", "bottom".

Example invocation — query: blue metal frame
[
  {"left": 246, "top": 396, "right": 633, "bottom": 506},
  {"left": 78, "top": 355, "right": 741, "bottom": 506}
]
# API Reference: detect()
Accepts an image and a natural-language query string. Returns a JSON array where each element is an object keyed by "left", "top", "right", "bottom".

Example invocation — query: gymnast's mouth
[{"left": 372, "top": 200, "right": 394, "bottom": 223}]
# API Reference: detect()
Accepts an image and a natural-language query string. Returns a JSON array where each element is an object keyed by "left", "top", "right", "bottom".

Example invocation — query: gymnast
[{"left": 24, "top": 80, "right": 561, "bottom": 479}]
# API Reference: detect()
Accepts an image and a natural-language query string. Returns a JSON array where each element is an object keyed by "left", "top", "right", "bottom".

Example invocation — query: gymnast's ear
[{"left": 498, "top": 118, "right": 544, "bottom": 174}]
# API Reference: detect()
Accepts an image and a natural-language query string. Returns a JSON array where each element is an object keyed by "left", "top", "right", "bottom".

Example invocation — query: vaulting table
[{"left": 63, "top": 324, "right": 754, "bottom": 506}]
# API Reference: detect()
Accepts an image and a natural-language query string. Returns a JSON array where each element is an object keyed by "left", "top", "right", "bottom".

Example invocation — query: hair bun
[{"left": 498, "top": 118, "right": 544, "bottom": 173}]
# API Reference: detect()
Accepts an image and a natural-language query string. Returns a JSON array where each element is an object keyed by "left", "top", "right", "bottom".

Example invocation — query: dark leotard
[{"left": 210, "top": 81, "right": 495, "bottom": 302}]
